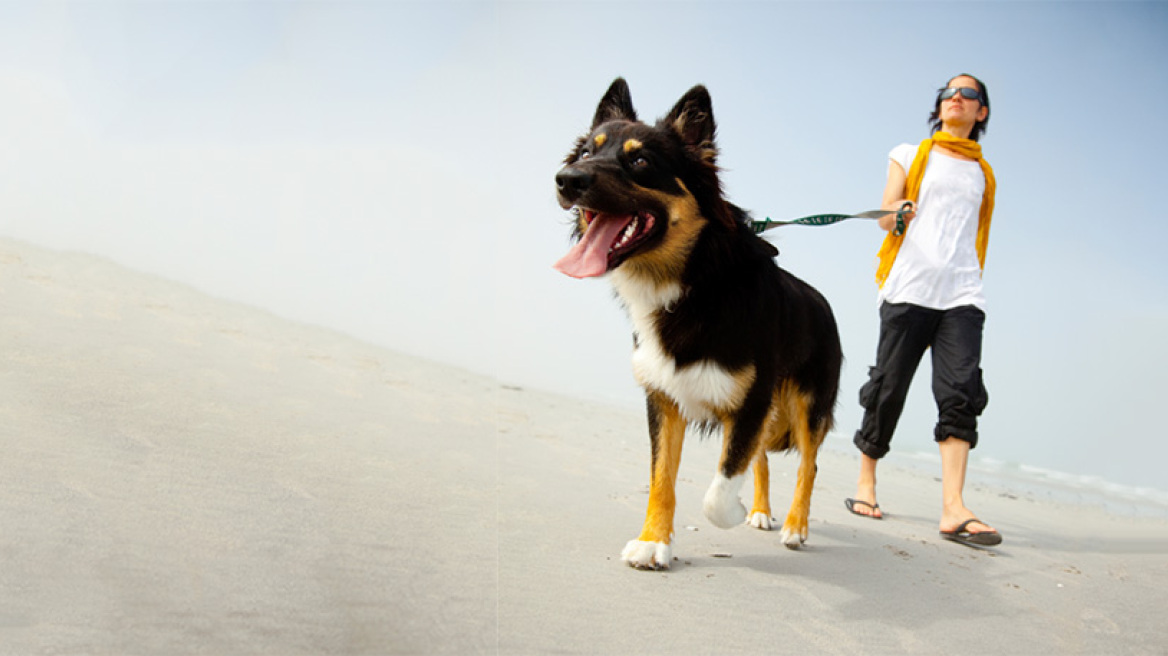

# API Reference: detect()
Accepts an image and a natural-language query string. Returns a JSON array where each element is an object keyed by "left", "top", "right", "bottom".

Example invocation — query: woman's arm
[{"left": 879, "top": 160, "right": 915, "bottom": 232}]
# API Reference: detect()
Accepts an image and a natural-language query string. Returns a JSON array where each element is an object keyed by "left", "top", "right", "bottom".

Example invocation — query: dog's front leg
[
  {"left": 702, "top": 415, "right": 750, "bottom": 530},
  {"left": 622, "top": 391, "right": 685, "bottom": 570},
  {"left": 703, "top": 388, "right": 769, "bottom": 529}
]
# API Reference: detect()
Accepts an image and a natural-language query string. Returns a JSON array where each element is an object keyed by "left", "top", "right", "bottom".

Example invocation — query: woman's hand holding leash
[{"left": 883, "top": 201, "right": 915, "bottom": 236}]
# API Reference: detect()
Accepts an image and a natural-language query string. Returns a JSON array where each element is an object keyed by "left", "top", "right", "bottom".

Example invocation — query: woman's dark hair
[{"left": 928, "top": 73, "right": 990, "bottom": 142}]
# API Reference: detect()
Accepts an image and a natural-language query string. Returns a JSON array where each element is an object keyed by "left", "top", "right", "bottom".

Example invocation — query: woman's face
[{"left": 941, "top": 75, "right": 989, "bottom": 127}]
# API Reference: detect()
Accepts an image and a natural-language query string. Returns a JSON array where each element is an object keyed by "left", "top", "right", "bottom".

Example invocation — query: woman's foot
[
  {"left": 940, "top": 502, "right": 1000, "bottom": 544},
  {"left": 939, "top": 513, "right": 996, "bottom": 536},
  {"left": 850, "top": 454, "right": 884, "bottom": 518},
  {"left": 940, "top": 517, "right": 1002, "bottom": 546},
  {"left": 845, "top": 497, "right": 883, "bottom": 519}
]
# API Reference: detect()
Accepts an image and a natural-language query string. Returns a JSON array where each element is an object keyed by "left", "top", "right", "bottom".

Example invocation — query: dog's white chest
[
  {"left": 632, "top": 335, "right": 744, "bottom": 422},
  {"left": 612, "top": 273, "right": 745, "bottom": 422}
]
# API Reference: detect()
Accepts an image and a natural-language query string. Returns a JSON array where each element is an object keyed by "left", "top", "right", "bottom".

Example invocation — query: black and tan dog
[{"left": 553, "top": 78, "right": 843, "bottom": 569}]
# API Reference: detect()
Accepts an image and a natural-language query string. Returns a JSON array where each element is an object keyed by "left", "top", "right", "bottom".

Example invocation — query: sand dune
[{"left": 1, "top": 237, "right": 1165, "bottom": 655}]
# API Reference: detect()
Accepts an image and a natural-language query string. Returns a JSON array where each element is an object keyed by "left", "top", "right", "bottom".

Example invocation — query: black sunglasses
[{"left": 939, "top": 87, "right": 982, "bottom": 102}]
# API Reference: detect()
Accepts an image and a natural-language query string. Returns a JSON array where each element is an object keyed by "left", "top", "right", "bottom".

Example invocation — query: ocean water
[{"left": 878, "top": 448, "right": 1168, "bottom": 520}]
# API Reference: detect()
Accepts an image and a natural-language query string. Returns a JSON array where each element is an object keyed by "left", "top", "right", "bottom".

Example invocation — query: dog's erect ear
[
  {"left": 663, "top": 85, "right": 718, "bottom": 164},
  {"left": 591, "top": 77, "right": 637, "bottom": 129}
]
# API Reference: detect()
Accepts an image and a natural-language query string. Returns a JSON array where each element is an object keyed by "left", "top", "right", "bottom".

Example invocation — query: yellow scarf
[{"left": 874, "top": 131, "right": 996, "bottom": 287}]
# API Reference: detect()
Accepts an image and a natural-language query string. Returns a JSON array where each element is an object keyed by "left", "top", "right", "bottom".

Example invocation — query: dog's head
[{"left": 553, "top": 78, "right": 738, "bottom": 280}]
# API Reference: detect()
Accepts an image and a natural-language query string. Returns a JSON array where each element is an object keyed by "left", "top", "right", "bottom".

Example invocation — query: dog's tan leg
[
  {"left": 747, "top": 451, "right": 773, "bottom": 530},
  {"left": 622, "top": 393, "right": 685, "bottom": 570},
  {"left": 780, "top": 394, "right": 819, "bottom": 548}
]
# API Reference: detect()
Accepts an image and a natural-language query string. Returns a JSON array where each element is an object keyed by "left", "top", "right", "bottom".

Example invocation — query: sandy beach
[{"left": 2, "top": 236, "right": 1166, "bottom": 655}]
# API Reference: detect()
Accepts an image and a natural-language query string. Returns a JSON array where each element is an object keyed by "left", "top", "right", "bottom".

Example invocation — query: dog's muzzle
[{"left": 555, "top": 166, "right": 593, "bottom": 206}]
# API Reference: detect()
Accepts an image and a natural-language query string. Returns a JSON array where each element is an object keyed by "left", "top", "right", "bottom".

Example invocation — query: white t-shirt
[{"left": 878, "top": 143, "right": 987, "bottom": 311}]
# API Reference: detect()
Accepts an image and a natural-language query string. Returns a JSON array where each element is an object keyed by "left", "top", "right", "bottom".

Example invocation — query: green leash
[{"left": 752, "top": 203, "right": 913, "bottom": 237}]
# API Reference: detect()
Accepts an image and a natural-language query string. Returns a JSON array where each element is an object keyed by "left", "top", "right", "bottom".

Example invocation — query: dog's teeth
[
  {"left": 609, "top": 216, "right": 640, "bottom": 255},
  {"left": 621, "top": 217, "right": 638, "bottom": 245}
]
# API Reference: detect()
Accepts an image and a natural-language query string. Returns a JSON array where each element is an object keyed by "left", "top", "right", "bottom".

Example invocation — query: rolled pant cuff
[
  {"left": 934, "top": 425, "right": 978, "bottom": 449},
  {"left": 853, "top": 431, "right": 890, "bottom": 460}
]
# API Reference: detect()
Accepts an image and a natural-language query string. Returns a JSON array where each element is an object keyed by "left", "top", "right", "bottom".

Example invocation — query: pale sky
[{"left": 2, "top": 1, "right": 1166, "bottom": 492}]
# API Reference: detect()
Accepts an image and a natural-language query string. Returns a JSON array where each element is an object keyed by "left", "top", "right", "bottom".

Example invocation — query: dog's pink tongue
[{"left": 553, "top": 215, "right": 631, "bottom": 279}]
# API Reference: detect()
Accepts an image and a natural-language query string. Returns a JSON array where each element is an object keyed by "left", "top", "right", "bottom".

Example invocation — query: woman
[{"left": 846, "top": 74, "right": 1001, "bottom": 547}]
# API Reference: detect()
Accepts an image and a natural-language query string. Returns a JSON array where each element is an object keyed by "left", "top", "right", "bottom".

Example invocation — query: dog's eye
[
  {"left": 631, "top": 156, "right": 649, "bottom": 168},
  {"left": 579, "top": 149, "right": 591, "bottom": 160}
]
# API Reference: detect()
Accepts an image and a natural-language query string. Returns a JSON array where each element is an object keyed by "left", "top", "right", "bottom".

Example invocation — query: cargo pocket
[
  {"left": 858, "top": 366, "right": 885, "bottom": 410},
  {"left": 972, "top": 368, "right": 989, "bottom": 415}
]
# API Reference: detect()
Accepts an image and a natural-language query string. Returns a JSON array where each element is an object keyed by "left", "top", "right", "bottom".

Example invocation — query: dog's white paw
[
  {"left": 780, "top": 527, "right": 807, "bottom": 549},
  {"left": 621, "top": 540, "right": 672, "bottom": 570},
  {"left": 747, "top": 512, "right": 773, "bottom": 531},
  {"left": 703, "top": 474, "right": 747, "bottom": 529}
]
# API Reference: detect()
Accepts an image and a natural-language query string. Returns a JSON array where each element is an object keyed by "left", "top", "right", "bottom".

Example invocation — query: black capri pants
[{"left": 853, "top": 302, "right": 989, "bottom": 460}]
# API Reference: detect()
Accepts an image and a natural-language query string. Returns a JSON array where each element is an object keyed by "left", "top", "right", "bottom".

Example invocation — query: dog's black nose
[{"left": 555, "top": 167, "right": 593, "bottom": 200}]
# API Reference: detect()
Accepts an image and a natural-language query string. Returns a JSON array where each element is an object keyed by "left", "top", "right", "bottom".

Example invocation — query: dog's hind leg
[
  {"left": 780, "top": 393, "right": 820, "bottom": 548},
  {"left": 747, "top": 452, "right": 773, "bottom": 530},
  {"left": 622, "top": 391, "right": 686, "bottom": 570}
]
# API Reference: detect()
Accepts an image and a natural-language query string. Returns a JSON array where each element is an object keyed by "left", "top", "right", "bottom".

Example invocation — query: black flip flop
[
  {"left": 940, "top": 518, "right": 1002, "bottom": 547},
  {"left": 845, "top": 498, "right": 882, "bottom": 519}
]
